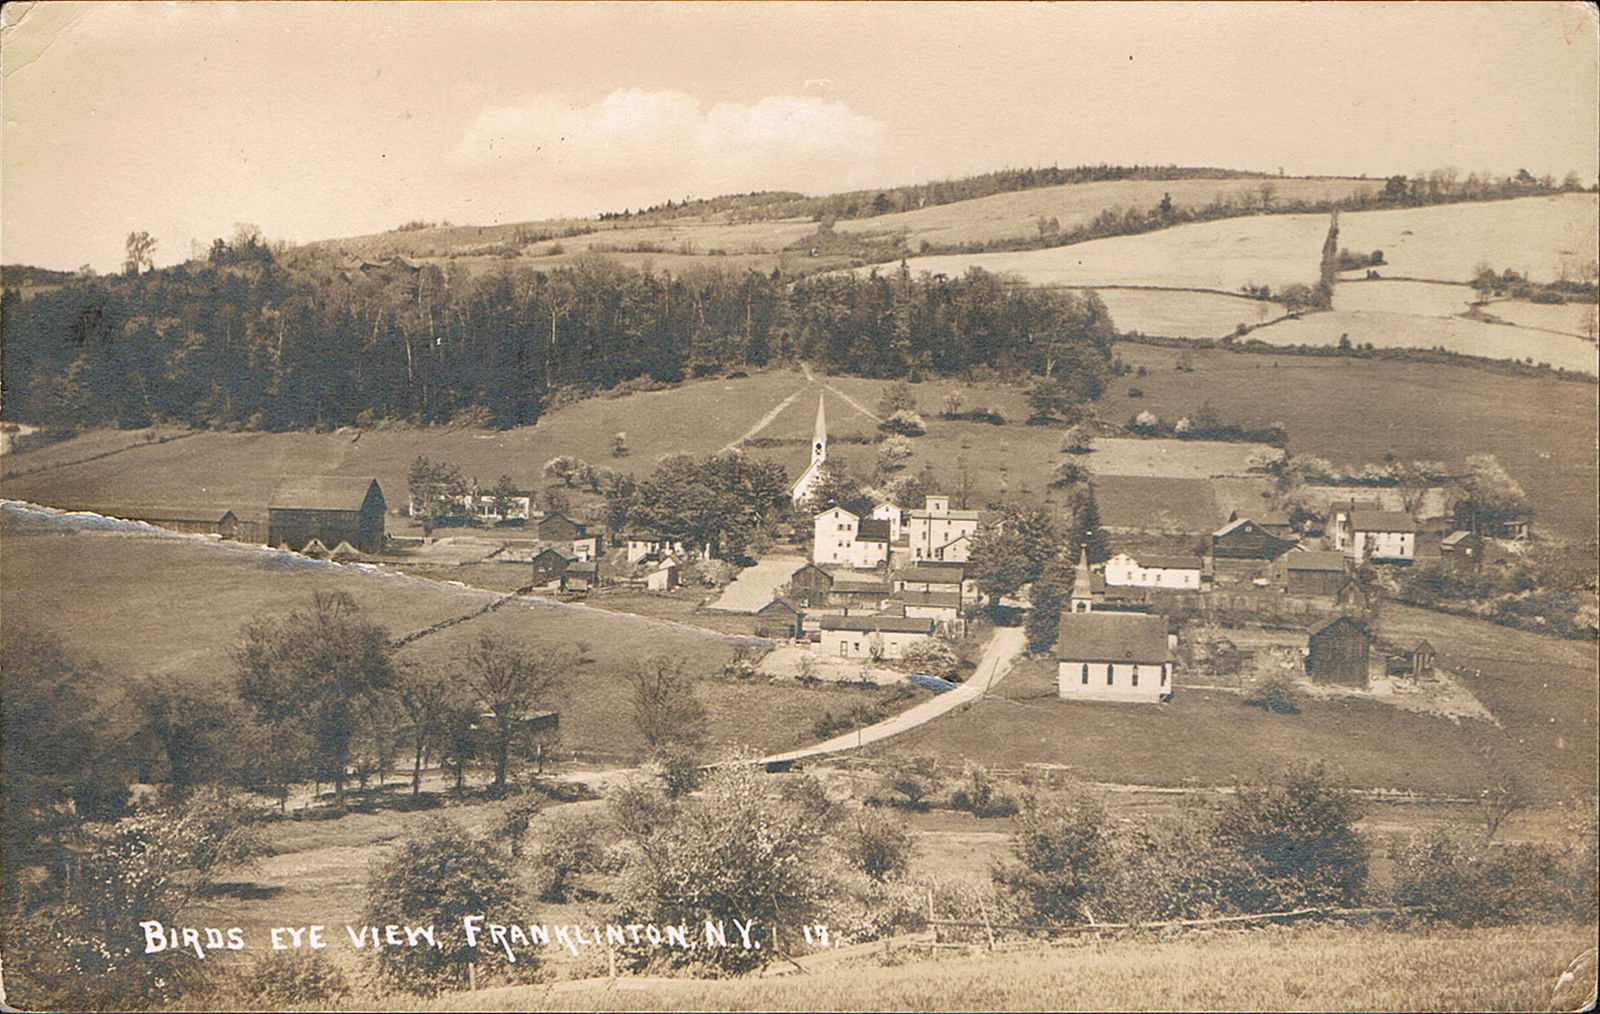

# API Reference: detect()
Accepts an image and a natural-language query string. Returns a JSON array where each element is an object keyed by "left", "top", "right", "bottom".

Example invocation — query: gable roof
[
  {"left": 898, "top": 565, "right": 964, "bottom": 585},
  {"left": 269, "top": 477, "right": 382, "bottom": 512},
  {"left": 1056, "top": 613, "right": 1169, "bottom": 663},
  {"left": 1212, "top": 517, "right": 1264, "bottom": 538},
  {"left": 1349, "top": 510, "right": 1418, "bottom": 533},
  {"left": 899, "top": 590, "right": 962, "bottom": 609},
  {"left": 856, "top": 519, "right": 893, "bottom": 543},
  {"left": 814, "top": 505, "right": 858, "bottom": 521},
  {"left": 819, "top": 615, "right": 935, "bottom": 634},
  {"left": 1441, "top": 530, "right": 1479, "bottom": 547},
  {"left": 1309, "top": 614, "right": 1370, "bottom": 639},
  {"left": 757, "top": 598, "right": 801, "bottom": 617}
]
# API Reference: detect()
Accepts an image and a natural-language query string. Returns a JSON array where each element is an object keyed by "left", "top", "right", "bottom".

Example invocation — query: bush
[
  {"left": 1210, "top": 762, "right": 1367, "bottom": 912},
  {"left": 1390, "top": 830, "right": 1580, "bottom": 926},
  {"left": 1243, "top": 670, "right": 1300, "bottom": 713},
  {"left": 879, "top": 410, "right": 927, "bottom": 436},
  {"left": 234, "top": 951, "right": 350, "bottom": 1008}
]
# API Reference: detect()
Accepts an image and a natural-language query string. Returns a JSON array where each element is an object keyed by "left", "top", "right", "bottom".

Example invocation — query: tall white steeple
[{"left": 792, "top": 394, "right": 829, "bottom": 504}]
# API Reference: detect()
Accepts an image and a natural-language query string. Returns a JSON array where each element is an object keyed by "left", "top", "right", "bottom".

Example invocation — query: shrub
[
  {"left": 1390, "top": 831, "right": 1572, "bottom": 926},
  {"left": 234, "top": 951, "right": 350, "bottom": 1008},
  {"left": 879, "top": 410, "right": 927, "bottom": 436},
  {"left": 1242, "top": 670, "right": 1300, "bottom": 713}
]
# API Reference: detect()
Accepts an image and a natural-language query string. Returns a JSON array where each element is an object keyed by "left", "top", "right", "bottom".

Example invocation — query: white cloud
[{"left": 452, "top": 88, "right": 887, "bottom": 198}]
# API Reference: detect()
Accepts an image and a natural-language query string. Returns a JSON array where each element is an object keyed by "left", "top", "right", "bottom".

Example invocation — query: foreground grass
[{"left": 417, "top": 922, "right": 1597, "bottom": 1012}]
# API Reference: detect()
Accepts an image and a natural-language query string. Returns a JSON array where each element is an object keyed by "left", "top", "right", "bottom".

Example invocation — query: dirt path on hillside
[
  {"left": 800, "top": 362, "right": 882, "bottom": 423},
  {"left": 720, "top": 384, "right": 809, "bottom": 452}
]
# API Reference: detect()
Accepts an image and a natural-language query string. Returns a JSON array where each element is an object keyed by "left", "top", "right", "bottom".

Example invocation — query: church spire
[
  {"left": 1069, "top": 546, "right": 1095, "bottom": 612},
  {"left": 811, "top": 394, "right": 827, "bottom": 466}
]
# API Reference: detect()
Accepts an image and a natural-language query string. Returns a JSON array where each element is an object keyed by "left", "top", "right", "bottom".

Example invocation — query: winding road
[{"left": 759, "top": 626, "right": 1028, "bottom": 766}]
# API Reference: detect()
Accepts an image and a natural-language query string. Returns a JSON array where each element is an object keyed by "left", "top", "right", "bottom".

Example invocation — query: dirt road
[{"left": 759, "top": 626, "right": 1029, "bottom": 766}]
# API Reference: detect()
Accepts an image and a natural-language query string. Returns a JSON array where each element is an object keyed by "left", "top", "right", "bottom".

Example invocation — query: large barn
[
  {"left": 268, "top": 477, "right": 386, "bottom": 554},
  {"left": 1306, "top": 614, "right": 1372, "bottom": 687}
]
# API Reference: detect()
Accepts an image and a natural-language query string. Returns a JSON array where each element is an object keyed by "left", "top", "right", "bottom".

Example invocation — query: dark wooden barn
[
  {"left": 537, "top": 513, "right": 583, "bottom": 543},
  {"left": 268, "top": 478, "right": 386, "bottom": 554},
  {"left": 1211, "top": 517, "right": 1296, "bottom": 560},
  {"left": 788, "top": 562, "right": 835, "bottom": 606},
  {"left": 755, "top": 598, "right": 804, "bottom": 639},
  {"left": 1306, "top": 615, "right": 1371, "bottom": 687},
  {"left": 1272, "top": 550, "right": 1349, "bottom": 597}
]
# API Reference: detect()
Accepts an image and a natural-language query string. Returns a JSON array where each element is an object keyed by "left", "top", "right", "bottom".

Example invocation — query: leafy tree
[
  {"left": 805, "top": 460, "right": 873, "bottom": 516},
  {"left": 879, "top": 409, "right": 926, "bottom": 436},
  {"left": 969, "top": 503, "right": 1059, "bottom": 605},
  {"left": 1451, "top": 454, "right": 1531, "bottom": 536},
  {"left": 128, "top": 673, "right": 234, "bottom": 792},
  {"left": 609, "top": 765, "right": 844, "bottom": 973},
  {"left": 232, "top": 591, "right": 398, "bottom": 801},
  {"left": 408, "top": 456, "right": 466, "bottom": 534},
  {"left": 630, "top": 451, "right": 789, "bottom": 558},
  {"left": 1025, "top": 377, "right": 1087, "bottom": 421},
  {"left": 1024, "top": 558, "right": 1076, "bottom": 652},
  {"left": 363, "top": 817, "right": 526, "bottom": 994},
  {"left": 875, "top": 434, "right": 914, "bottom": 474},
  {"left": 487, "top": 474, "right": 521, "bottom": 521},
  {"left": 542, "top": 455, "right": 586, "bottom": 488},
  {"left": 456, "top": 633, "right": 568, "bottom": 792},
  {"left": 995, "top": 791, "right": 1113, "bottom": 925},
  {"left": 123, "top": 230, "right": 156, "bottom": 275},
  {"left": 393, "top": 664, "right": 451, "bottom": 795},
  {"left": 1210, "top": 761, "right": 1367, "bottom": 911},
  {"left": 876, "top": 378, "right": 918, "bottom": 417}
]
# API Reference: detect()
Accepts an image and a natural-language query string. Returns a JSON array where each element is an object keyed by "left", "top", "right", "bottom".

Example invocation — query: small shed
[
  {"left": 755, "top": 598, "right": 804, "bottom": 639},
  {"left": 1409, "top": 639, "right": 1436, "bottom": 675},
  {"left": 1306, "top": 615, "right": 1371, "bottom": 687},
  {"left": 530, "top": 548, "right": 571, "bottom": 588},
  {"left": 645, "top": 559, "right": 680, "bottom": 592},
  {"left": 560, "top": 562, "right": 599, "bottom": 595},
  {"left": 1440, "top": 530, "right": 1483, "bottom": 560}
]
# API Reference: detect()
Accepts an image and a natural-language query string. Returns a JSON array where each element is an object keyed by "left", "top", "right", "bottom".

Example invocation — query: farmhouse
[
  {"left": 1270, "top": 549, "right": 1349, "bottom": 597},
  {"left": 267, "top": 477, "right": 386, "bottom": 554},
  {"left": 907, "top": 495, "right": 982, "bottom": 562},
  {"left": 790, "top": 396, "right": 829, "bottom": 504},
  {"left": 1103, "top": 552, "right": 1203, "bottom": 589},
  {"left": 624, "top": 531, "right": 686, "bottom": 563},
  {"left": 1333, "top": 508, "right": 1417, "bottom": 562},
  {"left": 817, "top": 615, "right": 935, "bottom": 660},
  {"left": 1210, "top": 517, "right": 1295, "bottom": 560},
  {"left": 812, "top": 506, "right": 891, "bottom": 568},
  {"left": 529, "top": 548, "right": 571, "bottom": 588},
  {"left": 1306, "top": 614, "right": 1371, "bottom": 687},
  {"left": 1067, "top": 550, "right": 1150, "bottom": 614},
  {"left": 1056, "top": 612, "right": 1172, "bottom": 702}
]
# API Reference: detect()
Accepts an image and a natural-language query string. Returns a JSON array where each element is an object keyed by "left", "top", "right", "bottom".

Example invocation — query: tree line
[{"left": 1, "top": 247, "right": 1114, "bottom": 432}]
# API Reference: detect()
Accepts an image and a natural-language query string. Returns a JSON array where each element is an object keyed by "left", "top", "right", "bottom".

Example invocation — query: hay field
[
  {"left": 1086, "top": 287, "right": 1284, "bottom": 338},
  {"left": 1335, "top": 193, "right": 1598, "bottom": 284},
  {"left": 1102, "top": 343, "right": 1598, "bottom": 542},
  {"left": 1484, "top": 298, "right": 1599, "bottom": 339},
  {"left": 1332, "top": 279, "right": 1474, "bottom": 316},
  {"left": 833, "top": 175, "right": 1378, "bottom": 249},
  {"left": 1244, "top": 310, "right": 1598, "bottom": 375}
]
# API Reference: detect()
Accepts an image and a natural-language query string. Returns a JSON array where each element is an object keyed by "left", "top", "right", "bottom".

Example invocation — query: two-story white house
[
  {"left": 1333, "top": 506, "right": 1417, "bottom": 563},
  {"left": 1103, "top": 552, "right": 1203, "bottom": 589},
  {"left": 907, "top": 495, "right": 981, "bottom": 563},
  {"left": 812, "top": 507, "right": 891, "bottom": 568}
]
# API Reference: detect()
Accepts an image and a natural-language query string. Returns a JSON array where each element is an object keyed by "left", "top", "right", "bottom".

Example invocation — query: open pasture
[
  {"left": 833, "top": 175, "right": 1377, "bottom": 250},
  {"left": 1100, "top": 344, "right": 1597, "bottom": 542},
  {"left": 1244, "top": 309, "right": 1598, "bottom": 375},
  {"left": 1335, "top": 193, "right": 1598, "bottom": 284},
  {"left": 1484, "top": 298, "right": 1600, "bottom": 339},
  {"left": 0, "top": 511, "right": 908, "bottom": 758},
  {"left": 1085, "top": 287, "right": 1284, "bottom": 338}
]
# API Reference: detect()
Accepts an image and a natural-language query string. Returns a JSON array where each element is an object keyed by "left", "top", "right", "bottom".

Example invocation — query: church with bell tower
[{"left": 790, "top": 395, "right": 828, "bottom": 504}]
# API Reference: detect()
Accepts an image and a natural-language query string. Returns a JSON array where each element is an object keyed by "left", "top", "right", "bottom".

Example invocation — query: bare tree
[
  {"left": 457, "top": 633, "right": 568, "bottom": 792},
  {"left": 627, "top": 655, "right": 707, "bottom": 749}
]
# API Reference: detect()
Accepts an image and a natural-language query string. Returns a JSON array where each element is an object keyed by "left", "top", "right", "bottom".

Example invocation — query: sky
[{"left": 2, "top": 0, "right": 1596, "bottom": 273}]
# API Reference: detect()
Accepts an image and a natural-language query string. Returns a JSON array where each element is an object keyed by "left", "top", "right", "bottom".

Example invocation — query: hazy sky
[{"left": 3, "top": 1, "right": 1596, "bottom": 272}]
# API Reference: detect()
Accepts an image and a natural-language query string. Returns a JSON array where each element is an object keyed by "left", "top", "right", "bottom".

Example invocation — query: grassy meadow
[
  {"left": 1244, "top": 309, "right": 1597, "bottom": 375},
  {"left": 421, "top": 923, "right": 1597, "bottom": 1012},
  {"left": 1086, "top": 287, "right": 1286, "bottom": 339},
  {"left": 0, "top": 512, "right": 919, "bottom": 760}
]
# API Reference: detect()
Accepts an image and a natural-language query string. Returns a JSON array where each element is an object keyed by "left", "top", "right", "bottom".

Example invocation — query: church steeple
[
  {"left": 1069, "top": 546, "right": 1095, "bottom": 613},
  {"left": 811, "top": 395, "right": 827, "bottom": 467}
]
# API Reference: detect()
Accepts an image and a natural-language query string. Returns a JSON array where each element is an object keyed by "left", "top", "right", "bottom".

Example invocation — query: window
[
  {"left": 1161, "top": 665, "right": 1167, "bottom": 686},
  {"left": 1081, "top": 664, "right": 1089, "bottom": 685},
  {"left": 1106, "top": 664, "right": 1114, "bottom": 686},
  {"left": 1131, "top": 665, "right": 1139, "bottom": 687}
]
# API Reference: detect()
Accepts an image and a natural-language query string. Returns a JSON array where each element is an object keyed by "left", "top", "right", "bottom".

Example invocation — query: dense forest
[{"left": 0, "top": 252, "right": 1115, "bottom": 431}]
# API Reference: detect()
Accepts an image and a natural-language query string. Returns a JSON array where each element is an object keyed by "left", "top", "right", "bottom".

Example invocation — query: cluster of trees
[
  {"left": 606, "top": 451, "right": 791, "bottom": 560},
  {"left": 2, "top": 247, "right": 1114, "bottom": 433},
  {"left": 1126, "top": 404, "right": 1289, "bottom": 446}
]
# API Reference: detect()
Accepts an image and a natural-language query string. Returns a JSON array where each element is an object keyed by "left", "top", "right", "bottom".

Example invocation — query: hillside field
[
  {"left": 886, "top": 195, "right": 1598, "bottom": 293},
  {"left": 0, "top": 511, "right": 915, "bottom": 760},
  {"left": 1083, "top": 287, "right": 1285, "bottom": 339},
  {"left": 1243, "top": 309, "right": 1596, "bottom": 375},
  {"left": 1100, "top": 343, "right": 1598, "bottom": 542},
  {"left": 421, "top": 923, "right": 1597, "bottom": 1012}
]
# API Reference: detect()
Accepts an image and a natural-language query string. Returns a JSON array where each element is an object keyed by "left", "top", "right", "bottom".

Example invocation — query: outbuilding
[{"left": 268, "top": 477, "right": 386, "bottom": 554}]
